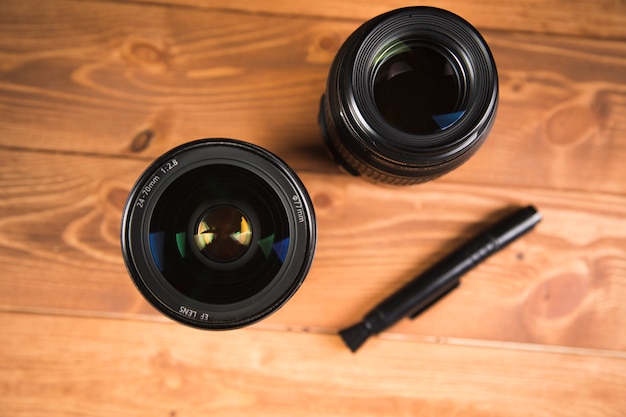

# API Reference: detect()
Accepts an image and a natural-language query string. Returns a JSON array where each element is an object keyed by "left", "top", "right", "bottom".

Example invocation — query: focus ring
[{"left": 319, "top": 6, "right": 498, "bottom": 185}]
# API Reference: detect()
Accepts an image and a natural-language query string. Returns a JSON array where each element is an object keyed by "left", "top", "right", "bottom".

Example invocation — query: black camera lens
[
  {"left": 121, "top": 139, "right": 316, "bottom": 329},
  {"left": 373, "top": 42, "right": 463, "bottom": 135},
  {"left": 319, "top": 7, "right": 498, "bottom": 185}
]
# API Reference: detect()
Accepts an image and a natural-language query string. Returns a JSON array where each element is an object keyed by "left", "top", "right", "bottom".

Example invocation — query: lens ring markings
[{"left": 121, "top": 139, "right": 316, "bottom": 330}]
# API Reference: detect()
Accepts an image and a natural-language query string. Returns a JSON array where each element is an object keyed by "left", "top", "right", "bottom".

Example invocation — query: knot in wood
[{"left": 121, "top": 38, "right": 171, "bottom": 72}]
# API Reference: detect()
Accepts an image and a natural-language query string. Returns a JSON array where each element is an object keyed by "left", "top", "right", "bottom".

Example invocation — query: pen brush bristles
[{"left": 339, "top": 322, "right": 372, "bottom": 352}]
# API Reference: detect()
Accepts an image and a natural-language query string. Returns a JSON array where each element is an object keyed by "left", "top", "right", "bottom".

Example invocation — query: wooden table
[{"left": 1, "top": 1, "right": 625, "bottom": 415}]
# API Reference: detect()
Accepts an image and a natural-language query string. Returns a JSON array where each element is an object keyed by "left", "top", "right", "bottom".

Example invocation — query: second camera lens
[{"left": 319, "top": 6, "right": 498, "bottom": 185}]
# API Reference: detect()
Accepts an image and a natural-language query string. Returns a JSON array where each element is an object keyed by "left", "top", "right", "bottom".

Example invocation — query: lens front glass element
[
  {"left": 194, "top": 206, "right": 253, "bottom": 262},
  {"left": 373, "top": 41, "right": 465, "bottom": 134},
  {"left": 148, "top": 164, "right": 291, "bottom": 305}
]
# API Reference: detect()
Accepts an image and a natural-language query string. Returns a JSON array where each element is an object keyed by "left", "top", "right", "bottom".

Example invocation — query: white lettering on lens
[
  {"left": 135, "top": 175, "right": 160, "bottom": 209},
  {"left": 160, "top": 158, "right": 179, "bottom": 174},
  {"left": 292, "top": 195, "right": 305, "bottom": 223},
  {"left": 179, "top": 305, "right": 197, "bottom": 319},
  {"left": 143, "top": 175, "right": 160, "bottom": 195}
]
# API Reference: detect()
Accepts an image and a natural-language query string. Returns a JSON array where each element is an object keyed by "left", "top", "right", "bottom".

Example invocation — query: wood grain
[
  {"left": 1, "top": 148, "right": 625, "bottom": 351},
  {"left": 123, "top": 0, "right": 626, "bottom": 39},
  {"left": 1, "top": 1, "right": 626, "bottom": 194},
  {"left": 1, "top": 311, "right": 624, "bottom": 417},
  {"left": 1, "top": 0, "right": 625, "bottom": 415}
]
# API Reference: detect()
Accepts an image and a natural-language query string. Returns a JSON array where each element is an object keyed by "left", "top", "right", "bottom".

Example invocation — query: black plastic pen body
[
  {"left": 361, "top": 236, "right": 489, "bottom": 335},
  {"left": 360, "top": 205, "right": 542, "bottom": 336}
]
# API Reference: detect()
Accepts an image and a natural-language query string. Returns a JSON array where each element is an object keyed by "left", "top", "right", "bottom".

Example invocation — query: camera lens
[
  {"left": 121, "top": 139, "right": 316, "bottom": 329},
  {"left": 319, "top": 7, "right": 498, "bottom": 185},
  {"left": 373, "top": 43, "right": 463, "bottom": 135}
]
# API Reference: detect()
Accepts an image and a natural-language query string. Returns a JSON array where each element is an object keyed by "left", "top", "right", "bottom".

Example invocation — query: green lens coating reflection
[{"left": 175, "top": 232, "right": 186, "bottom": 258}]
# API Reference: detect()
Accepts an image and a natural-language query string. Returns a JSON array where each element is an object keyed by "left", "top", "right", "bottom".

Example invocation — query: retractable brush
[{"left": 339, "top": 205, "right": 542, "bottom": 352}]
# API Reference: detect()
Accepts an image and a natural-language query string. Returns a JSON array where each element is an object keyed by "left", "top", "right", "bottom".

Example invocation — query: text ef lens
[{"left": 121, "top": 139, "right": 316, "bottom": 329}]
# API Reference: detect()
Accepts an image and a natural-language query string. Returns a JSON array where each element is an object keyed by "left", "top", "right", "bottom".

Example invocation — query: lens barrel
[
  {"left": 320, "top": 6, "right": 498, "bottom": 185},
  {"left": 121, "top": 139, "right": 316, "bottom": 329}
]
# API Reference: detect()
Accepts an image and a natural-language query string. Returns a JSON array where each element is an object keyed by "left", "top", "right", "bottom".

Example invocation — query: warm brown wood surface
[{"left": 1, "top": 0, "right": 625, "bottom": 415}]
